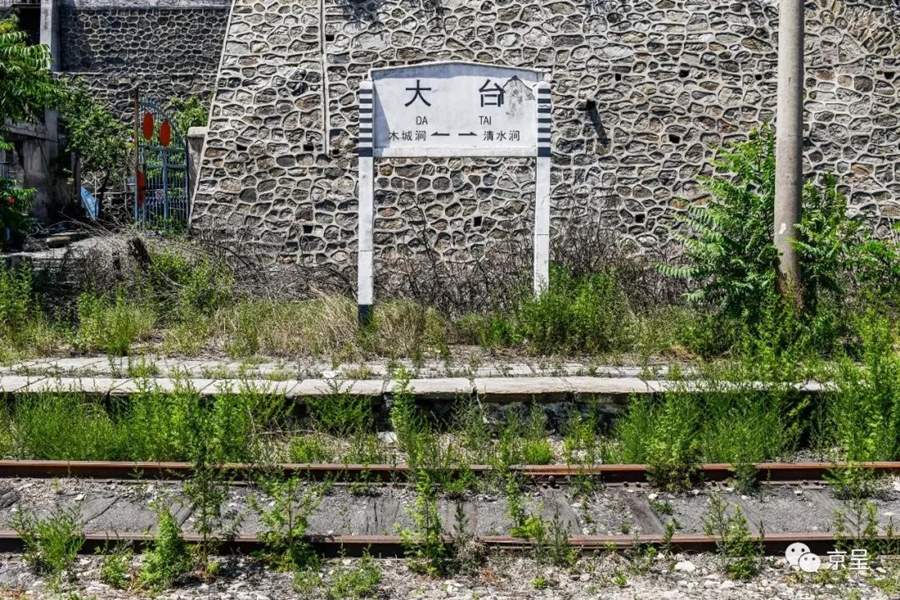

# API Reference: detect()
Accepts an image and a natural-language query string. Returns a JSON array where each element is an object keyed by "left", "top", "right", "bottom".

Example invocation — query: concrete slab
[
  {"left": 292, "top": 379, "right": 384, "bottom": 398},
  {"left": 389, "top": 378, "right": 473, "bottom": 399},
  {"left": 562, "top": 376, "right": 670, "bottom": 396},
  {"left": 0, "top": 376, "right": 46, "bottom": 393},
  {"left": 16, "top": 377, "right": 128, "bottom": 394},
  {"left": 474, "top": 377, "right": 572, "bottom": 402},
  {"left": 113, "top": 378, "right": 217, "bottom": 395},
  {"left": 204, "top": 379, "right": 300, "bottom": 397}
]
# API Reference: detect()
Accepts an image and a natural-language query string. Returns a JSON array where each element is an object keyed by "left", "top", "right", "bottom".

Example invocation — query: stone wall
[
  {"left": 190, "top": 0, "right": 899, "bottom": 282},
  {"left": 57, "top": 0, "right": 230, "bottom": 120}
]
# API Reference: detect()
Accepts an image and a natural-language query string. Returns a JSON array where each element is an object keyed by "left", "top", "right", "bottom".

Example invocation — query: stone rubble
[{"left": 0, "top": 553, "right": 892, "bottom": 599}]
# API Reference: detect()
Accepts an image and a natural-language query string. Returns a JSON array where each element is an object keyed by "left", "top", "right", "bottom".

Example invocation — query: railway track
[
  {"left": 0, "top": 460, "right": 896, "bottom": 558},
  {"left": 0, "top": 459, "right": 897, "bottom": 482}
]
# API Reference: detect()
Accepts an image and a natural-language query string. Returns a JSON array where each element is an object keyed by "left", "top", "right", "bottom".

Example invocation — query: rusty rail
[
  {"left": 0, "top": 529, "right": 886, "bottom": 556},
  {"left": 0, "top": 459, "right": 898, "bottom": 482}
]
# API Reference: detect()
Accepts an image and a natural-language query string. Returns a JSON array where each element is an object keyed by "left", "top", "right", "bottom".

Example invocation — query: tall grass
[
  {"left": 827, "top": 314, "right": 900, "bottom": 461},
  {"left": 7, "top": 383, "right": 287, "bottom": 462},
  {"left": 75, "top": 291, "right": 156, "bottom": 356}
]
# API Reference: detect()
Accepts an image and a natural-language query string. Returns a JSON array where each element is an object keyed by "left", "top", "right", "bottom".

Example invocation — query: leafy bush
[
  {"left": 75, "top": 291, "right": 156, "bottom": 355},
  {"left": 0, "top": 17, "right": 62, "bottom": 147},
  {"left": 254, "top": 476, "right": 321, "bottom": 571},
  {"left": 400, "top": 478, "right": 453, "bottom": 577},
  {"left": 662, "top": 125, "right": 897, "bottom": 354},
  {"left": 609, "top": 366, "right": 809, "bottom": 490},
  {"left": 288, "top": 434, "right": 333, "bottom": 463},
  {"left": 520, "top": 267, "right": 631, "bottom": 354},
  {"left": 166, "top": 96, "right": 209, "bottom": 133},
  {"left": 139, "top": 508, "right": 191, "bottom": 590},
  {"left": 306, "top": 382, "right": 374, "bottom": 437},
  {"left": 98, "top": 544, "right": 133, "bottom": 589},
  {"left": 703, "top": 494, "right": 761, "bottom": 580},
  {"left": 8, "top": 383, "right": 285, "bottom": 462}
]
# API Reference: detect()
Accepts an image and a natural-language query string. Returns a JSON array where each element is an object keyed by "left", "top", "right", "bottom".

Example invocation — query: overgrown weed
[{"left": 11, "top": 505, "right": 84, "bottom": 590}]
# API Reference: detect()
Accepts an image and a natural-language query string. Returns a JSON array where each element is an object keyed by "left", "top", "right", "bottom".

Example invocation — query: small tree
[
  {"left": 660, "top": 126, "right": 894, "bottom": 349},
  {"left": 0, "top": 17, "right": 61, "bottom": 242},
  {"left": 60, "top": 82, "right": 131, "bottom": 203},
  {"left": 0, "top": 17, "right": 60, "bottom": 149}
]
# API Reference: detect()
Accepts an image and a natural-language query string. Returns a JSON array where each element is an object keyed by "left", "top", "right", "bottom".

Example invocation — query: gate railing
[{"left": 133, "top": 95, "right": 190, "bottom": 228}]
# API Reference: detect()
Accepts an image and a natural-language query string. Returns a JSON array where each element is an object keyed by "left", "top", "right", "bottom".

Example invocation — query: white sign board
[
  {"left": 369, "top": 63, "right": 542, "bottom": 158},
  {"left": 356, "top": 62, "right": 551, "bottom": 324}
]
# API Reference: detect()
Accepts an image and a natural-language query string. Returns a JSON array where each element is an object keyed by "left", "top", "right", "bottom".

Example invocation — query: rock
[
  {"left": 674, "top": 560, "right": 697, "bottom": 573},
  {"left": 377, "top": 431, "right": 398, "bottom": 444}
]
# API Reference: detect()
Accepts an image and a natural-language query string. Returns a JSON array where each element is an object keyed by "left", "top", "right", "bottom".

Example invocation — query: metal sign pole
[
  {"left": 534, "top": 82, "right": 551, "bottom": 294},
  {"left": 357, "top": 80, "right": 375, "bottom": 326}
]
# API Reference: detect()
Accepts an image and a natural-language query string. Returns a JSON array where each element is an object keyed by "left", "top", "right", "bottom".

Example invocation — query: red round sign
[
  {"left": 142, "top": 112, "right": 154, "bottom": 141},
  {"left": 159, "top": 120, "right": 172, "bottom": 147}
]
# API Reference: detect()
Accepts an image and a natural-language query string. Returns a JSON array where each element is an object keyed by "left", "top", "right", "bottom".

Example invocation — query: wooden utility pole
[{"left": 774, "top": 0, "right": 804, "bottom": 302}]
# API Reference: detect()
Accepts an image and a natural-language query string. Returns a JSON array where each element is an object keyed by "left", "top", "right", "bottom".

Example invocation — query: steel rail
[
  {"left": 0, "top": 529, "right": 886, "bottom": 556},
  {"left": 0, "top": 460, "right": 899, "bottom": 482}
]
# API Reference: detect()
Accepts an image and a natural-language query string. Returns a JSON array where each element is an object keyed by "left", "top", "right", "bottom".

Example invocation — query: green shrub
[
  {"left": 0, "top": 264, "right": 34, "bottom": 345},
  {"left": 561, "top": 410, "right": 601, "bottom": 466},
  {"left": 703, "top": 495, "right": 761, "bottom": 581},
  {"left": 610, "top": 363, "right": 810, "bottom": 488},
  {"left": 306, "top": 382, "right": 374, "bottom": 437},
  {"left": 515, "top": 266, "right": 632, "bottom": 354},
  {"left": 661, "top": 125, "right": 893, "bottom": 355},
  {"left": 326, "top": 554, "right": 382, "bottom": 599},
  {"left": 255, "top": 476, "right": 321, "bottom": 571},
  {"left": 492, "top": 407, "right": 557, "bottom": 469},
  {"left": 139, "top": 508, "right": 191, "bottom": 590},
  {"left": 400, "top": 478, "right": 453, "bottom": 577},
  {"left": 829, "top": 314, "right": 900, "bottom": 461},
  {"left": 148, "top": 249, "right": 232, "bottom": 321},
  {"left": 610, "top": 393, "right": 700, "bottom": 490},
  {"left": 59, "top": 81, "right": 130, "bottom": 203},
  {"left": 98, "top": 544, "right": 133, "bottom": 589},
  {"left": 121, "top": 383, "right": 283, "bottom": 462},
  {"left": 166, "top": 96, "right": 209, "bottom": 133},
  {"left": 6, "top": 384, "right": 286, "bottom": 462},
  {"left": 12, "top": 506, "right": 84, "bottom": 590},
  {"left": 75, "top": 291, "right": 155, "bottom": 355},
  {"left": 0, "top": 263, "right": 64, "bottom": 360},
  {"left": 288, "top": 434, "right": 333, "bottom": 463}
]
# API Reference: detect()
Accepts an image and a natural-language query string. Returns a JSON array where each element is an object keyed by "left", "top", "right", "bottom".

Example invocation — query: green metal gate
[{"left": 134, "top": 97, "right": 190, "bottom": 227}]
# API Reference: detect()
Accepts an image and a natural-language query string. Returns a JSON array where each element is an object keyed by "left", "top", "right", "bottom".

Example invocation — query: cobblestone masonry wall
[
  {"left": 57, "top": 0, "right": 230, "bottom": 120},
  {"left": 190, "top": 0, "right": 900, "bottom": 278}
]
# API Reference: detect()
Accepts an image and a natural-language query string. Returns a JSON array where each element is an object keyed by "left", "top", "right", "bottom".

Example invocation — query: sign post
[{"left": 356, "top": 62, "right": 552, "bottom": 325}]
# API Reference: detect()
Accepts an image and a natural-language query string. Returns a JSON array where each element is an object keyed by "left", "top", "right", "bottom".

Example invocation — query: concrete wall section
[{"left": 57, "top": 0, "right": 230, "bottom": 121}]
